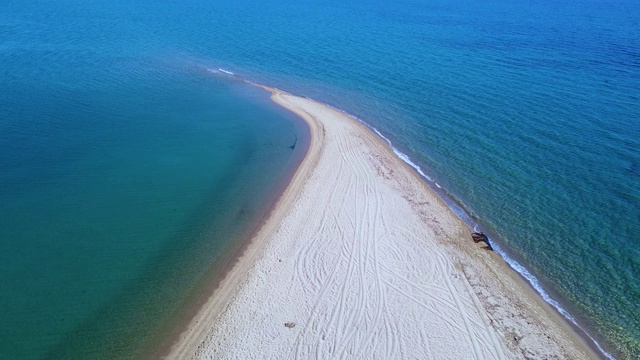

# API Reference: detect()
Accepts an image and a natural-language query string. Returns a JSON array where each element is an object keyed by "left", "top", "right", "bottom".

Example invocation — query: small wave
[
  {"left": 218, "top": 68, "right": 234, "bottom": 75},
  {"left": 206, "top": 68, "right": 219, "bottom": 74},
  {"left": 370, "top": 128, "right": 435, "bottom": 182},
  {"left": 333, "top": 114, "right": 434, "bottom": 183},
  {"left": 489, "top": 240, "right": 616, "bottom": 360}
]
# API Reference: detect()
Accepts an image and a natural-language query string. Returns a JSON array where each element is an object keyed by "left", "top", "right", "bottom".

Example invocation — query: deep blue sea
[{"left": 1, "top": 0, "right": 638, "bottom": 359}]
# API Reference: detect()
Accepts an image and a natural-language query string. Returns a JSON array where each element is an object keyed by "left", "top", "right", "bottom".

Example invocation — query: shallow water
[
  {"left": 1, "top": 0, "right": 639, "bottom": 358},
  {"left": 0, "top": 6, "right": 304, "bottom": 357}
]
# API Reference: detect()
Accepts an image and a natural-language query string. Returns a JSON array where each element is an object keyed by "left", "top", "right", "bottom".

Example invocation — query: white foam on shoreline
[
  {"left": 487, "top": 237, "right": 616, "bottom": 360},
  {"left": 207, "top": 67, "right": 236, "bottom": 76},
  {"left": 218, "top": 68, "right": 234, "bottom": 75}
]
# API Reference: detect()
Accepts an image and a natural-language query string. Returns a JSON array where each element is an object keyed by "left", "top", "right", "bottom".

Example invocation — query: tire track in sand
[{"left": 243, "top": 94, "right": 509, "bottom": 360}]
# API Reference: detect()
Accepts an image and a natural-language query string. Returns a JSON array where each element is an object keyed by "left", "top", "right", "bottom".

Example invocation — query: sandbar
[{"left": 164, "top": 87, "right": 597, "bottom": 359}]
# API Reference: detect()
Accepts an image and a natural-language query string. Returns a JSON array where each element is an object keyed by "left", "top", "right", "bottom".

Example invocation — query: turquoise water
[
  {"left": 2, "top": 0, "right": 639, "bottom": 358},
  {"left": 0, "top": 2, "right": 305, "bottom": 358}
]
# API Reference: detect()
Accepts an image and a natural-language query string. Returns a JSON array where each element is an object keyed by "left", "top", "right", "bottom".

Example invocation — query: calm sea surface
[{"left": 1, "top": 0, "right": 638, "bottom": 358}]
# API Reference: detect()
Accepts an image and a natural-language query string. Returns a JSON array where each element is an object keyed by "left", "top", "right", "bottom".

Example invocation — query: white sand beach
[{"left": 165, "top": 88, "right": 596, "bottom": 359}]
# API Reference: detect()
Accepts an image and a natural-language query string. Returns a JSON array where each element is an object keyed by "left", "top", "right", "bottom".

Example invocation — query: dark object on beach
[
  {"left": 284, "top": 322, "right": 296, "bottom": 328},
  {"left": 471, "top": 232, "right": 493, "bottom": 250}
]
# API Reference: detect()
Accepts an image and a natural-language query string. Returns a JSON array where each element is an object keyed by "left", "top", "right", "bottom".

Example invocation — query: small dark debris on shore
[{"left": 471, "top": 232, "right": 493, "bottom": 251}]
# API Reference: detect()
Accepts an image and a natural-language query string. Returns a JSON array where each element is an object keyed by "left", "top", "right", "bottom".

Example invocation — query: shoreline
[
  {"left": 152, "top": 89, "right": 311, "bottom": 360},
  {"left": 330, "top": 104, "right": 613, "bottom": 359},
  {"left": 160, "top": 86, "right": 323, "bottom": 359},
  {"left": 164, "top": 86, "right": 599, "bottom": 359}
]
